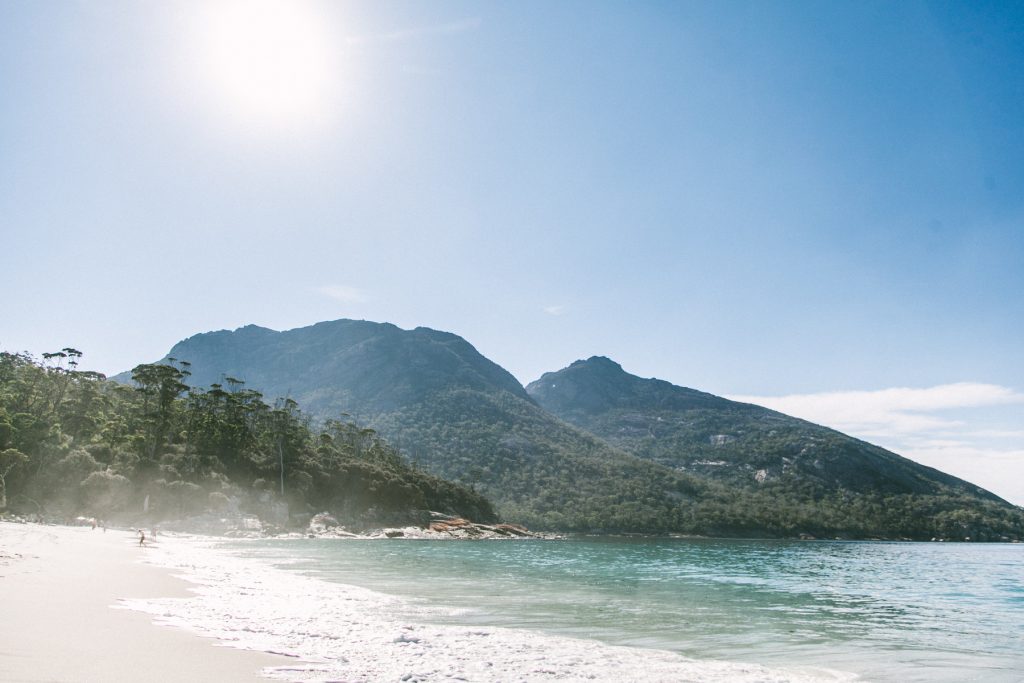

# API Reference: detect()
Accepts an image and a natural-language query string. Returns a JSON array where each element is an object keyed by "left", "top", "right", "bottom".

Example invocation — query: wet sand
[{"left": 0, "top": 521, "right": 289, "bottom": 682}]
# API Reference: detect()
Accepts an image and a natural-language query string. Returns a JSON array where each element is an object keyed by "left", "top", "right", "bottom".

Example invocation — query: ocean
[{"left": 127, "top": 536, "right": 1024, "bottom": 682}]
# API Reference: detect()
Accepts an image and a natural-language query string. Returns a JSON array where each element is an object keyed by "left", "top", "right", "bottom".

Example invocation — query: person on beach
[{"left": 138, "top": 529, "right": 145, "bottom": 546}]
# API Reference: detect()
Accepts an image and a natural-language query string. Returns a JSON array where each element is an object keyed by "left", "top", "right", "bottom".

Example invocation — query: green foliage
[{"left": 0, "top": 350, "right": 494, "bottom": 526}]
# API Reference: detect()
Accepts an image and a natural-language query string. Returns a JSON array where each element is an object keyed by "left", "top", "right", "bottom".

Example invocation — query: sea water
[{"left": 127, "top": 537, "right": 1024, "bottom": 682}]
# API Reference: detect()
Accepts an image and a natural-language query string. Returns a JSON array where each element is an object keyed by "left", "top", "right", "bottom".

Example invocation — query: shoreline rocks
[{"left": 307, "top": 511, "right": 553, "bottom": 540}]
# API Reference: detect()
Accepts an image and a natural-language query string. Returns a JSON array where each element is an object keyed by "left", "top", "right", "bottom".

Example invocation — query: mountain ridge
[
  {"left": 115, "top": 319, "right": 712, "bottom": 531},
  {"left": 118, "top": 319, "right": 530, "bottom": 417},
  {"left": 113, "top": 318, "right": 1023, "bottom": 539}
]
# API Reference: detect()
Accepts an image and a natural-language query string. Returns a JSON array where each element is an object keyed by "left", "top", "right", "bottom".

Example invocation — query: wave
[{"left": 121, "top": 536, "right": 857, "bottom": 682}]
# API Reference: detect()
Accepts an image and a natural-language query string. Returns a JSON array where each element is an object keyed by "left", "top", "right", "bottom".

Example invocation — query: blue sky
[{"left": 2, "top": 1, "right": 1022, "bottom": 502}]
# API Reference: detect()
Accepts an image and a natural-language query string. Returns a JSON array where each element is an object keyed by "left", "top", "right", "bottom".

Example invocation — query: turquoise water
[{"left": 225, "top": 538, "right": 1024, "bottom": 682}]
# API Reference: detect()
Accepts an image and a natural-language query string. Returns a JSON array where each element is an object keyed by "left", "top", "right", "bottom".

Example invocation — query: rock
[{"left": 309, "top": 511, "right": 341, "bottom": 534}]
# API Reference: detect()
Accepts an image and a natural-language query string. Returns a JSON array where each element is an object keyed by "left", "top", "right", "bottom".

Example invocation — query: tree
[
  {"left": 131, "top": 362, "right": 189, "bottom": 467},
  {"left": 41, "top": 348, "right": 83, "bottom": 417}
]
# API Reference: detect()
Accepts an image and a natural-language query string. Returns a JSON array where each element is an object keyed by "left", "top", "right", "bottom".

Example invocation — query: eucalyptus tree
[{"left": 130, "top": 362, "right": 190, "bottom": 469}]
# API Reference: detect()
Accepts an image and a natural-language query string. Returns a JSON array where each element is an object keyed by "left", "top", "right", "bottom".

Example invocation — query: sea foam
[{"left": 121, "top": 536, "right": 857, "bottom": 682}]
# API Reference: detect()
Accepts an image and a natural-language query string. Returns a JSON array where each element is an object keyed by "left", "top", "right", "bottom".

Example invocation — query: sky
[{"left": 2, "top": 1, "right": 1022, "bottom": 503}]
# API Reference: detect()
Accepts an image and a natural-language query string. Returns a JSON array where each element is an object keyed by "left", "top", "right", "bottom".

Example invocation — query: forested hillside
[
  {"left": 527, "top": 357, "right": 1003, "bottom": 500},
  {"left": 110, "top": 319, "right": 1024, "bottom": 541},
  {"left": 527, "top": 357, "right": 1024, "bottom": 540},
  {"left": 0, "top": 350, "right": 494, "bottom": 528}
]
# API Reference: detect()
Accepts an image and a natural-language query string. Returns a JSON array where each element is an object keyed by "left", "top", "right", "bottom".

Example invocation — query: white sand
[{"left": 0, "top": 521, "right": 289, "bottom": 682}]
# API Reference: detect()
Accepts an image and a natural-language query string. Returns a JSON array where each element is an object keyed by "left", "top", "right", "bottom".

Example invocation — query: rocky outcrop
[{"left": 305, "top": 511, "right": 549, "bottom": 540}]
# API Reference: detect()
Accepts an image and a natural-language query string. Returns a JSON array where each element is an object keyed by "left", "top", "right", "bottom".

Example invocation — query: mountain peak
[
  {"left": 527, "top": 358, "right": 726, "bottom": 416},
  {"left": 571, "top": 356, "right": 624, "bottom": 372},
  {"left": 235, "top": 324, "right": 277, "bottom": 335},
  {"left": 131, "top": 318, "right": 528, "bottom": 416}
]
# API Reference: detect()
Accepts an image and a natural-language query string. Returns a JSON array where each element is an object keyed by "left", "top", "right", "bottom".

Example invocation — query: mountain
[
  {"left": 118, "top": 320, "right": 1024, "bottom": 540},
  {"left": 116, "top": 320, "right": 528, "bottom": 416},
  {"left": 117, "top": 320, "right": 712, "bottom": 532},
  {"left": 526, "top": 356, "right": 1002, "bottom": 500},
  {"left": 527, "top": 357, "right": 1023, "bottom": 539}
]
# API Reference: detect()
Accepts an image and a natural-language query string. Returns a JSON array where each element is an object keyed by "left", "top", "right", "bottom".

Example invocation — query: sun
[{"left": 190, "top": 0, "right": 338, "bottom": 135}]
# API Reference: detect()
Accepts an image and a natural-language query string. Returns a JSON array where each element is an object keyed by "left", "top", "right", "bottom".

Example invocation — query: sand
[{"left": 0, "top": 521, "right": 289, "bottom": 682}]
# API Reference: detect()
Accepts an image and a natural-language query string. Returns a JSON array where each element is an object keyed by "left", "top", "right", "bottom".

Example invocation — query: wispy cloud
[
  {"left": 727, "top": 383, "right": 1024, "bottom": 504},
  {"left": 346, "top": 18, "right": 481, "bottom": 46},
  {"left": 316, "top": 284, "right": 368, "bottom": 304},
  {"left": 898, "top": 441, "right": 1024, "bottom": 507},
  {"left": 727, "top": 383, "right": 1024, "bottom": 440},
  {"left": 543, "top": 305, "right": 566, "bottom": 316}
]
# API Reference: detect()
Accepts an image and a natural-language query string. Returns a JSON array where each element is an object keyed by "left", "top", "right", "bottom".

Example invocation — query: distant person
[{"left": 138, "top": 529, "right": 145, "bottom": 546}]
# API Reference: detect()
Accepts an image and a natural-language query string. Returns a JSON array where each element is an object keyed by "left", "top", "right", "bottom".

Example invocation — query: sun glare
[{"left": 191, "top": 0, "right": 338, "bottom": 136}]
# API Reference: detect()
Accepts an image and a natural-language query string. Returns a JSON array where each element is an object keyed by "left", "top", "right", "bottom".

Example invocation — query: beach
[
  {"left": 5, "top": 521, "right": 1017, "bottom": 682},
  {"left": 0, "top": 521, "right": 850, "bottom": 683},
  {"left": 0, "top": 521, "right": 287, "bottom": 682}
]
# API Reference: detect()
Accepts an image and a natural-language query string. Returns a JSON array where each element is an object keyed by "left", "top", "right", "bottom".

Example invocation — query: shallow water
[
  {"left": 223, "top": 537, "right": 1024, "bottom": 682},
  {"left": 129, "top": 536, "right": 1024, "bottom": 682}
]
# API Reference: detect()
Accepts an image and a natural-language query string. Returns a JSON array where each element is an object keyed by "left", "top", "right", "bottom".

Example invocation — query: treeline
[{"left": 0, "top": 350, "right": 495, "bottom": 527}]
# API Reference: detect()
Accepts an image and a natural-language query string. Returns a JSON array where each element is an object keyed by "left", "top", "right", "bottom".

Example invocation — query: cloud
[
  {"left": 316, "top": 284, "right": 368, "bottom": 304},
  {"left": 346, "top": 18, "right": 481, "bottom": 46},
  {"left": 543, "top": 305, "right": 566, "bottom": 316},
  {"left": 969, "top": 429, "right": 1024, "bottom": 439},
  {"left": 899, "top": 441, "right": 1024, "bottom": 507},
  {"left": 727, "top": 383, "right": 1024, "bottom": 440},
  {"left": 727, "top": 383, "right": 1024, "bottom": 504}
]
